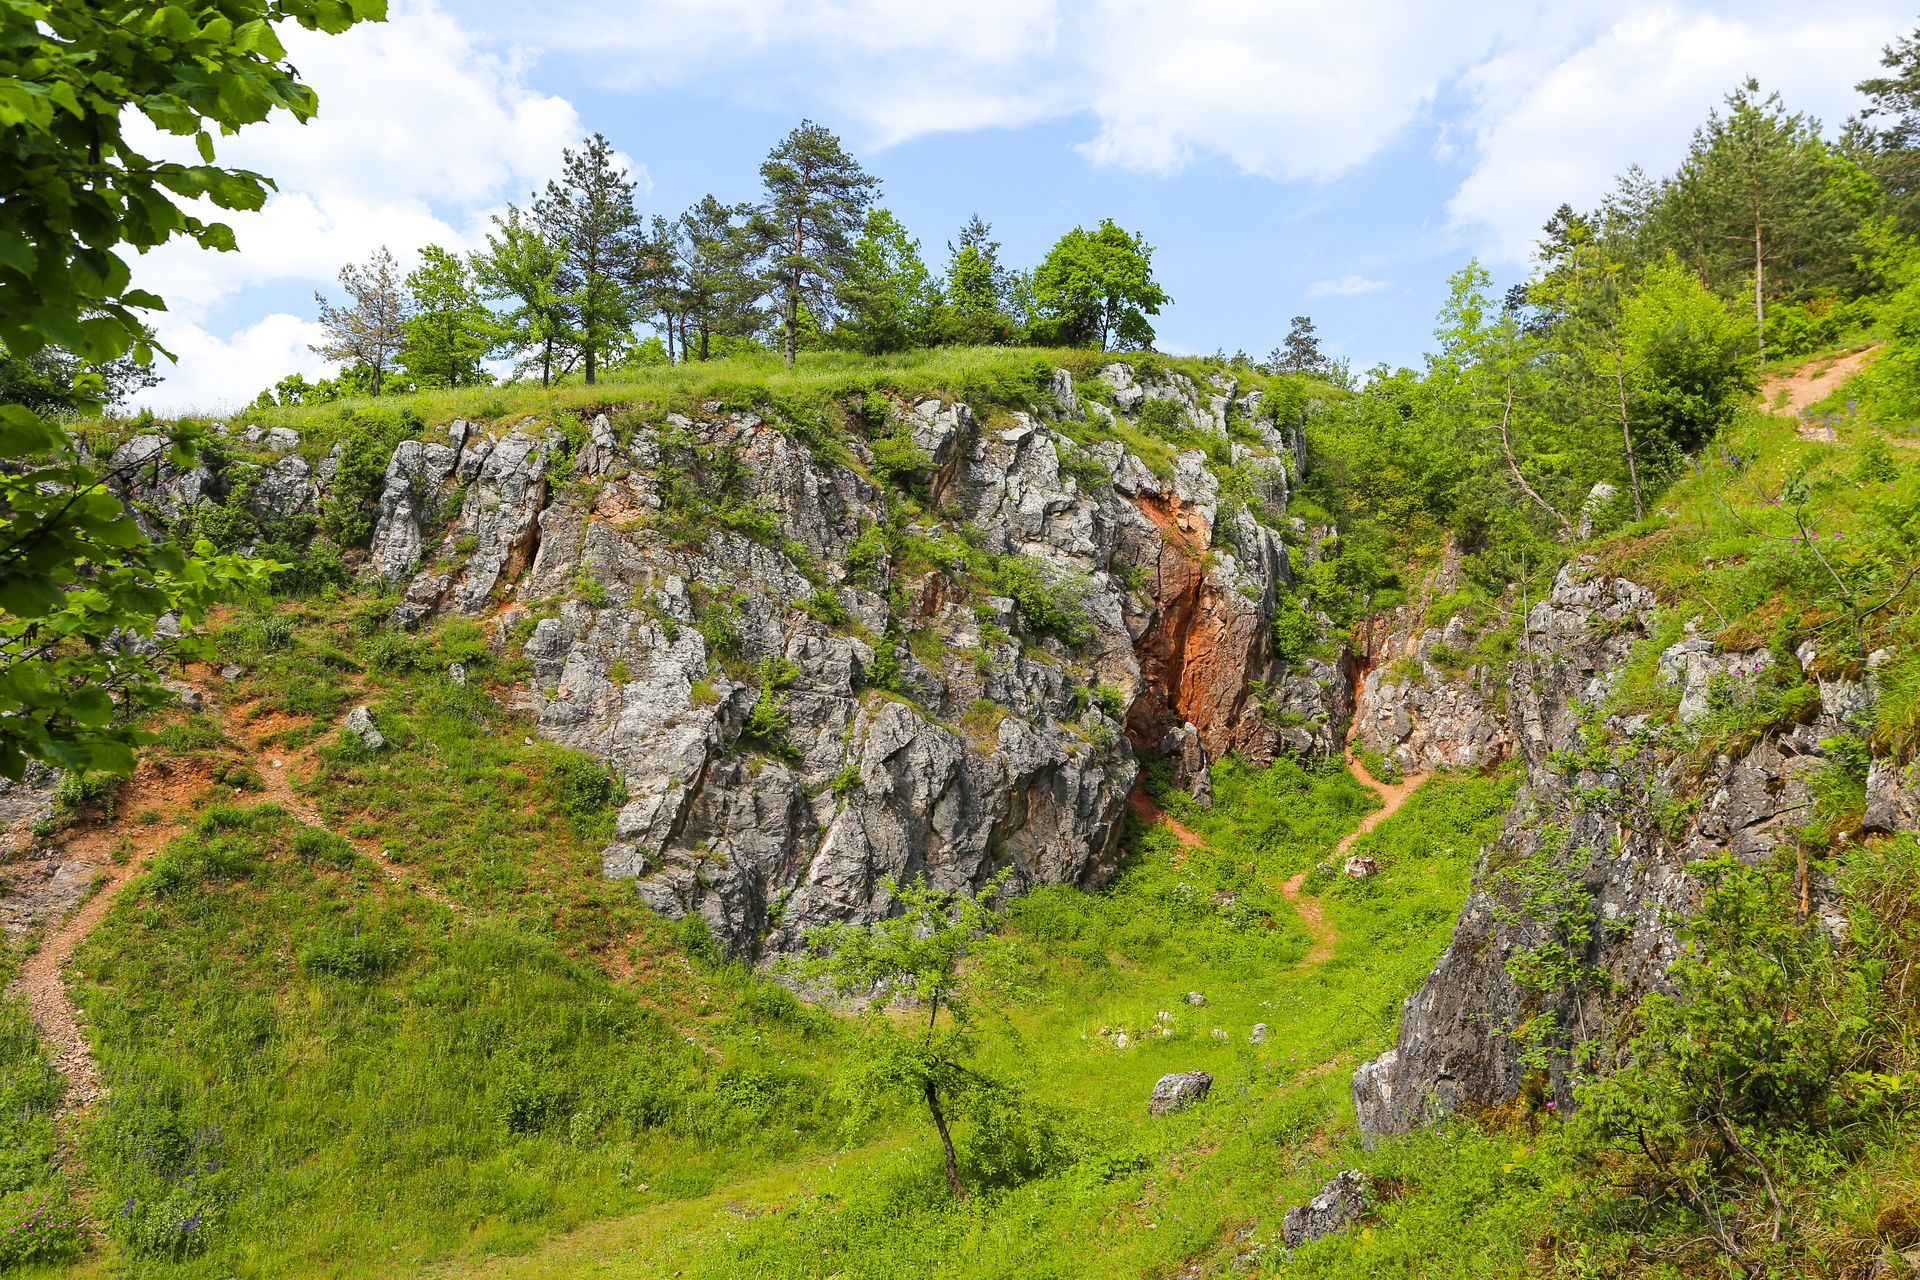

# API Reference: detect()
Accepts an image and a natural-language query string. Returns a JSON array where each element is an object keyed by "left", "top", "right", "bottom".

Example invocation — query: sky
[{"left": 128, "top": 0, "right": 1918, "bottom": 412}]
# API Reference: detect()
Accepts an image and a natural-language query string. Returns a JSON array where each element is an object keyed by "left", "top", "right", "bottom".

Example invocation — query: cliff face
[
  {"left": 1350, "top": 559, "right": 1899, "bottom": 1139},
  {"left": 113, "top": 364, "right": 1342, "bottom": 956}
]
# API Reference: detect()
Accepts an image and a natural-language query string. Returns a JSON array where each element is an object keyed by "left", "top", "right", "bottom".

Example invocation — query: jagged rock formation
[
  {"left": 1353, "top": 559, "right": 1896, "bottom": 1138},
  {"left": 112, "top": 365, "right": 1343, "bottom": 956}
]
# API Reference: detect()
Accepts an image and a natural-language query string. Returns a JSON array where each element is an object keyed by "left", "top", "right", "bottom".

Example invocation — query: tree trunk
[
  {"left": 783, "top": 219, "right": 803, "bottom": 369},
  {"left": 664, "top": 317, "right": 677, "bottom": 365},
  {"left": 1613, "top": 347, "right": 1644, "bottom": 520},
  {"left": 1754, "top": 219, "right": 1766, "bottom": 361},
  {"left": 698, "top": 319, "right": 710, "bottom": 361},
  {"left": 585, "top": 340, "right": 597, "bottom": 387},
  {"left": 541, "top": 336, "right": 552, "bottom": 389},
  {"left": 1494, "top": 375, "right": 1571, "bottom": 538},
  {"left": 923, "top": 1081, "right": 968, "bottom": 1201}
]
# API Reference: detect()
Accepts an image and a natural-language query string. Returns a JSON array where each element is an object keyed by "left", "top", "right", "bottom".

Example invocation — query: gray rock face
[
  {"left": 1354, "top": 558, "right": 1902, "bottom": 1140},
  {"left": 1283, "top": 1171, "right": 1370, "bottom": 1247},
  {"left": 1353, "top": 543, "right": 1513, "bottom": 772},
  {"left": 108, "top": 367, "right": 1344, "bottom": 959},
  {"left": 1148, "top": 1070, "right": 1212, "bottom": 1115}
]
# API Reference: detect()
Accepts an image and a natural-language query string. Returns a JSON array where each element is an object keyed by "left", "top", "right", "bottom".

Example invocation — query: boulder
[
  {"left": 343, "top": 705, "right": 386, "bottom": 751},
  {"left": 1184, "top": 990, "right": 1207, "bottom": 1007},
  {"left": 1282, "top": 1170, "right": 1370, "bottom": 1247},
  {"left": 1342, "top": 855, "right": 1378, "bottom": 879},
  {"left": 1148, "top": 1070, "right": 1212, "bottom": 1116}
]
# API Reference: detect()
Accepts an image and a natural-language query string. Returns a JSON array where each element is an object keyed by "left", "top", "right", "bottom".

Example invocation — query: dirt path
[
  {"left": 7, "top": 695, "right": 464, "bottom": 1115},
  {"left": 1127, "top": 730, "right": 1427, "bottom": 971},
  {"left": 9, "top": 810, "right": 181, "bottom": 1110},
  {"left": 1759, "top": 344, "right": 1881, "bottom": 427},
  {"left": 236, "top": 717, "right": 464, "bottom": 914}
]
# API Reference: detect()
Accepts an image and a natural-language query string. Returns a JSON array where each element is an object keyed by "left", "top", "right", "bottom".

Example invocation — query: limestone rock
[
  {"left": 1282, "top": 1171, "right": 1370, "bottom": 1247},
  {"left": 343, "top": 706, "right": 386, "bottom": 751},
  {"left": 1148, "top": 1070, "right": 1212, "bottom": 1116}
]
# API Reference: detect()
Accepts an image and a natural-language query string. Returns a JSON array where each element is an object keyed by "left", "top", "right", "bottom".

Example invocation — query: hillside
[{"left": 0, "top": 337, "right": 1912, "bottom": 1278}]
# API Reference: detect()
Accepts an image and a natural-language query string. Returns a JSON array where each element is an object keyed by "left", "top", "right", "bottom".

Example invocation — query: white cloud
[
  {"left": 1448, "top": 2, "right": 1912, "bottom": 262},
  {"left": 1306, "top": 274, "right": 1391, "bottom": 298},
  {"left": 141, "top": 314, "right": 334, "bottom": 416},
  {"left": 126, "top": 0, "right": 593, "bottom": 409},
  {"left": 504, "top": 0, "right": 1555, "bottom": 178}
]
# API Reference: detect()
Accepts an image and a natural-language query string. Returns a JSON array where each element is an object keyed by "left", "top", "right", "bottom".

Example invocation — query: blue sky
[{"left": 130, "top": 0, "right": 1917, "bottom": 411}]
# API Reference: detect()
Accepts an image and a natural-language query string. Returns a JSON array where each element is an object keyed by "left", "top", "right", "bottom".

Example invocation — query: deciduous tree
[
  {"left": 834, "top": 208, "right": 938, "bottom": 355},
  {"left": 1029, "top": 219, "right": 1168, "bottom": 351},
  {"left": 474, "top": 206, "right": 570, "bottom": 387},
  {"left": 0, "top": 0, "right": 379, "bottom": 778},
  {"left": 399, "top": 246, "right": 492, "bottom": 388}
]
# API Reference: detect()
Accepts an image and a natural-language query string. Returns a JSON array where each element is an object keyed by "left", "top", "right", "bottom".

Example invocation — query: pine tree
[
  {"left": 679, "top": 196, "right": 763, "bottom": 360},
  {"left": 1270, "top": 315, "right": 1325, "bottom": 374},
  {"left": 312, "top": 246, "right": 411, "bottom": 397},
  {"left": 1657, "top": 80, "right": 1862, "bottom": 358},
  {"left": 1846, "top": 24, "right": 1920, "bottom": 238},
  {"left": 633, "top": 215, "right": 690, "bottom": 363},
  {"left": 536, "top": 133, "right": 642, "bottom": 385},
  {"left": 944, "top": 214, "right": 1013, "bottom": 345},
  {"left": 473, "top": 205, "right": 570, "bottom": 387},
  {"left": 756, "top": 121, "right": 878, "bottom": 368},
  {"left": 397, "top": 246, "right": 492, "bottom": 389}
]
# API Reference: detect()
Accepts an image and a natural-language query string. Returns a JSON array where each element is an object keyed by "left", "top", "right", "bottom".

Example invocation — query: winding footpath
[
  {"left": 1128, "top": 732, "right": 1428, "bottom": 970},
  {"left": 7, "top": 694, "right": 461, "bottom": 1117}
]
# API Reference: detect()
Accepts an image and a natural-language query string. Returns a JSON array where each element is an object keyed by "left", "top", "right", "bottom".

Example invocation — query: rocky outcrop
[
  {"left": 107, "top": 367, "right": 1344, "bottom": 958},
  {"left": 1352, "top": 543, "right": 1512, "bottom": 772},
  {"left": 1354, "top": 559, "right": 1897, "bottom": 1139}
]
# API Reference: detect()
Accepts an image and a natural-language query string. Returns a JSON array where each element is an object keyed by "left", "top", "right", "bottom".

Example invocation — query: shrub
[
  {"left": 995, "top": 556, "right": 1094, "bottom": 648},
  {"left": 53, "top": 770, "right": 120, "bottom": 821},
  {"left": 0, "top": 1187, "right": 83, "bottom": 1267},
  {"left": 550, "top": 754, "right": 627, "bottom": 820}
]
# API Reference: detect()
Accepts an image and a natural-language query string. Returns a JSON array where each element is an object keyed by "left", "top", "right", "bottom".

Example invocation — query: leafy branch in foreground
[{"left": 0, "top": 422, "right": 276, "bottom": 776}]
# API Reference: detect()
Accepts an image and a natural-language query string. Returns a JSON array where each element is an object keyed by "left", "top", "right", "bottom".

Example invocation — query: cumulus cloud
[
  {"left": 1306, "top": 275, "right": 1391, "bottom": 298},
  {"left": 1448, "top": 2, "right": 1910, "bottom": 263},
  {"left": 504, "top": 0, "right": 1555, "bottom": 177},
  {"left": 141, "top": 315, "right": 333, "bottom": 416},
  {"left": 126, "top": 0, "right": 594, "bottom": 408}
]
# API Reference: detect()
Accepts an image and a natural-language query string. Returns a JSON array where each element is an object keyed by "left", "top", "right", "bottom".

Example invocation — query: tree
[
  {"left": 1657, "top": 80, "right": 1864, "bottom": 358},
  {"left": 537, "top": 133, "right": 642, "bottom": 385},
  {"left": 678, "top": 197, "right": 763, "bottom": 360},
  {"left": 474, "top": 205, "right": 570, "bottom": 387},
  {"left": 1846, "top": 24, "right": 1920, "bottom": 238},
  {"left": 1, "top": 343, "right": 159, "bottom": 416},
  {"left": 0, "top": 0, "right": 379, "bottom": 780},
  {"left": 785, "top": 873, "right": 1015, "bottom": 1200},
  {"left": 1029, "top": 219, "right": 1169, "bottom": 351},
  {"left": 1269, "top": 315, "right": 1325, "bottom": 374},
  {"left": 1573, "top": 857, "right": 1885, "bottom": 1273},
  {"left": 943, "top": 215, "right": 1014, "bottom": 345},
  {"left": 834, "top": 208, "right": 938, "bottom": 355},
  {"left": 757, "top": 121, "right": 879, "bottom": 368},
  {"left": 396, "top": 245, "right": 492, "bottom": 389},
  {"left": 633, "top": 215, "right": 690, "bottom": 363},
  {"left": 312, "top": 247, "right": 410, "bottom": 397}
]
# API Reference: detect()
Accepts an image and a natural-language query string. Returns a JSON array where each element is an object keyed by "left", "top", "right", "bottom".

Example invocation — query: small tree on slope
[{"left": 784, "top": 873, "right": 1014, "bottom": 1200}]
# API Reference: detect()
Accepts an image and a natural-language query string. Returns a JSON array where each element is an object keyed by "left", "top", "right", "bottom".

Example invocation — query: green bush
[{"left": 0, "top": 1187, "right": 83, "bottom": 1267}]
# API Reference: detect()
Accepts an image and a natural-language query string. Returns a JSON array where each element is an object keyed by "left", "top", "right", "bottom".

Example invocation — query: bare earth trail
[
  {"left": 1127, "top": 731, "right": 1429, "bottom": 969},
  {"left": 1760, "top": 344, "right": 1882, "bottom": 426},
  {"left": 7, "top": 693, "right": 464, "bottom": 1117}
]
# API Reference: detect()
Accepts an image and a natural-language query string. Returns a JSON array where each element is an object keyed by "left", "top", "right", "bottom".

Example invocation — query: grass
[
  {"left": 41, "top": 632, "right": 1518, "bottom": 1280},
  {"left": 455, "top": 764, "right": 1519, "bottom": 1280}
]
